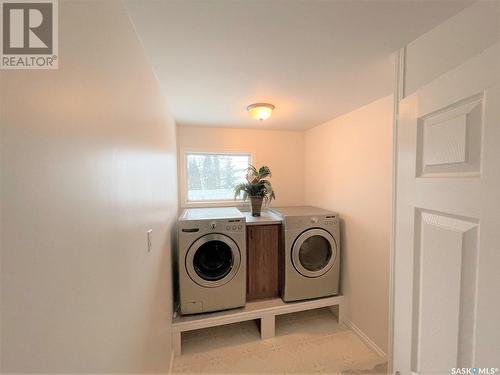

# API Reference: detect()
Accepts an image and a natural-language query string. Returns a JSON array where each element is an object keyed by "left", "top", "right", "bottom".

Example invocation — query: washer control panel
[
  {"left": 223, "top": 218, "right": 244, "bottom": 233},
  {"left": 180, "top": 218, "right": 245, "bottom": 234}
]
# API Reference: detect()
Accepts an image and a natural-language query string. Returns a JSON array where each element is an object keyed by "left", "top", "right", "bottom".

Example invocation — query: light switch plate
[{"left": 147, "top": 229, "right": 153, "bottom": 252}]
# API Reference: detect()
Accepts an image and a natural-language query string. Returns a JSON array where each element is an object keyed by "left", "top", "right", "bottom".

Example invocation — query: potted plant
[{"left": 234, "top": 165, "right": 276, "bottom": 216}]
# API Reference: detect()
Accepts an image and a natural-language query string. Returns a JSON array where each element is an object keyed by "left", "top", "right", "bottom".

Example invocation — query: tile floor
[{"left": 172, "top": 307, "right": 387, "bottom": 374}]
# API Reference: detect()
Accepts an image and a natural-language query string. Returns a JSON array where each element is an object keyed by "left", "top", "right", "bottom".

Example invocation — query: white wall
[
  {"left": 405, "top": 0, "right": 500, "bottom": 96},
  {"left": 304, "top": 95, "right": 394, "bottom": 353},
  {"left": 177, "top": 126, "right": 304, "bottom": 208},
  {"left": 0, "top": 1, "right": 177, "bottom": 373}
]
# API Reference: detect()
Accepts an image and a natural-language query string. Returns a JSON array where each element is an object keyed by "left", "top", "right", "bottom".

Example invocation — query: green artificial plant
[{"left": 234, "top": 165, "right": 276, "bottom": 203}]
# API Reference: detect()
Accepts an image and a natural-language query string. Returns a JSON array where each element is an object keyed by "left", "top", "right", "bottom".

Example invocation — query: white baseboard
[
  {"left": 344, "top": 318, "right": 387, "bottom": 359},
  {"left": 168, "top": 348, "right": 175, "bottom": 374}
]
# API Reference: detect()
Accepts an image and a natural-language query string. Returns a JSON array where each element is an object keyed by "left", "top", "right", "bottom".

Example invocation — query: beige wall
[
  {"left": 405, "top": 0, "right": 500, "bottom": 96},
  {"left": 0, "top": 1, "right": 177, "bottom": 373},
  {"left": 177, "top": 126, "right": 304, "bottom": 208},
  {"left": 304, "top": 95, "right": 393, "bottom": 353}
]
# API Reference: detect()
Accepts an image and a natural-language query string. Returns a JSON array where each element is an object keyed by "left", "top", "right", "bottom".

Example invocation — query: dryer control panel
[
  {"left": 285, "top": 214, "right": 338, "bottom": 227},
  {"left": 324, "top": 215, "right": 338, "bottom": 226}
]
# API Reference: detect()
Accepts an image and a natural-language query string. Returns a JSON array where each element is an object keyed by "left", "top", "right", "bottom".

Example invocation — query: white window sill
[{"left": 181, "top": 200, "right": 249, "bottom": 209}]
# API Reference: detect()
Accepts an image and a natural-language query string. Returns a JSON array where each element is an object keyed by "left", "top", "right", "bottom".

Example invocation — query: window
[{"left": 184, "top": 152, "right": 252, "bottom": 203}]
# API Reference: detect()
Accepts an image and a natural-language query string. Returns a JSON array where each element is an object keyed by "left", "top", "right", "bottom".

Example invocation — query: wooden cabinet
[{"left": 246, "top": 224, "right": 281, "bottom": 301}]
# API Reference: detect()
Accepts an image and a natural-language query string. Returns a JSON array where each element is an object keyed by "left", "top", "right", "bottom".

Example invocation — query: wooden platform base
[{"left": 172, "top": 295, "right": 344, "bottom": 356}]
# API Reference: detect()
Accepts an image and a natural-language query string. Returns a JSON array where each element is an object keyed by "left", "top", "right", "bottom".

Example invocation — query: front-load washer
[
  {"left": 178, "top": 207, "right": 246, "bottom": 315},
  {"left": 272, "top": 206, "right": 340, "bottom": 302}
]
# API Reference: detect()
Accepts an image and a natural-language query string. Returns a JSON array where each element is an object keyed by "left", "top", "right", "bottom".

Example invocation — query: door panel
[
  {"left": 416, "top": 94, "right": 483, "bottom": 177},
  {"left": 393, "top": 44, "right": 500, "bottom": 373},
  {"left": 411, "top": 210, "right": 478, "bottom": 373}
]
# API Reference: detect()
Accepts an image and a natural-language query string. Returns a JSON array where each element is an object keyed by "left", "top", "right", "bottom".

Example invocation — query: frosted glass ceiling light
[{"left": 247, "top": 103, "right": 275, "bottom": 121}]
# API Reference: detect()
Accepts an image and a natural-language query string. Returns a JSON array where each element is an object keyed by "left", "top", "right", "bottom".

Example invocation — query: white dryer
[
  {"left": 178, "top": 207, "right": 246, "bottom": 315},
  {"left": 272, "top": 206, "right": 340, "bottom": 302}
]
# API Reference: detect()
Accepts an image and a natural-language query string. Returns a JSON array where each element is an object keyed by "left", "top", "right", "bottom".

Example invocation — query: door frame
[{"left": 388, "top": 47, "right": 406, "bottom": 374}]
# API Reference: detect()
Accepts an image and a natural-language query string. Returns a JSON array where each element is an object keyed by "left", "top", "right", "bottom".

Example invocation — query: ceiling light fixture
[{"left": 247, "top": 103, "right": 275, "bottom": 121}]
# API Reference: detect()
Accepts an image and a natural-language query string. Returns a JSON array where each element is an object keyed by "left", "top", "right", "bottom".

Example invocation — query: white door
[{"left": 393, "top": 44, "right": 500, "bottom": 374}]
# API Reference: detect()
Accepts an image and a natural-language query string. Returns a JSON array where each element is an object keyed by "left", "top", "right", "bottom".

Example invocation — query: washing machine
[
  {"left": 177, "top": 207, "right": 246, "bottom": 315},
  {"left": 272, "top": 206, "right": 340, "bottom": 302}
]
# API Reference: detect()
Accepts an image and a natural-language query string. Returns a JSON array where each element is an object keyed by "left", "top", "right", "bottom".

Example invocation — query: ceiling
[{"left": 126, "top": 0, "right": 472, "bottom": 130}]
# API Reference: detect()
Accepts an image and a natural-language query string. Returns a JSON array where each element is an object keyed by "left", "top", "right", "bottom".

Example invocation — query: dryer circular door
[
  {"left": 186, "top": 233, "right": 241, "bottom": 288},
  {"left": 291, "top": 228, "right": 337, "bottom": 278}
]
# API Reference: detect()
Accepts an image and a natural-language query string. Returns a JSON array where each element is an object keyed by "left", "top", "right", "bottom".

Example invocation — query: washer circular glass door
[
  {"left": 292, "top": 228, "right": 337, "bottom": 278},
  {"left": 186, "top": 233, "right": 241, "bottom": 288}
]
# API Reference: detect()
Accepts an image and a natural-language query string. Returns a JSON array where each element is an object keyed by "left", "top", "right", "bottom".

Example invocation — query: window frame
[{"left": 179, "top": 148, "right": 254, "bottom": 208}]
